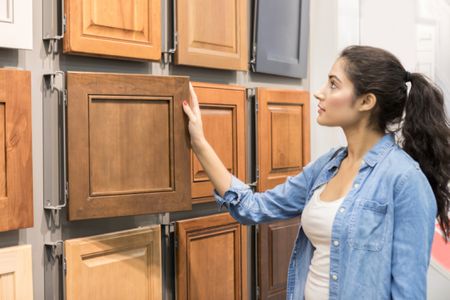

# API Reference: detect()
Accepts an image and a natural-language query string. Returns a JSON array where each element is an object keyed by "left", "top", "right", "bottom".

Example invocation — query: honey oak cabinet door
[
  {"left": 175, "top": 0, "right": 248, "bottom": 70},
  {"left": 0, "top": 0, "right": 32, "bottom": 49},
  {"left": 64, "top": 0, "right": 161, "bottom": 60},
  {"left": 176, "top": 213, "right": 248, "bottom": 300},
  {"left": 67, "top": 72, "right": 191, "bottom": 221},
  {"left": 0, "top": 69, "right": 33, "bottom": 232},
  {"left": 0, "top": 245, "right": 33, "bottom": 300},
  {"left": 65, "top": 226, "right": 162, "bottom": 300},
  {"left": 191, "top": 82, "right": 246, "bottom": 203}
]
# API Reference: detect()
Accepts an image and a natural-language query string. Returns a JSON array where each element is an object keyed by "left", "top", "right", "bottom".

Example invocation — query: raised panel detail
[
  {"left": 190, "top": 82, "right": 246, "bottom": 203},
  {"left": 176, "top": 213, "right": 248, "bottom": 300},
  {"left": 0, "top": 0, "right": 13, "bottom": 23},
  {"left": 0, "top": 245, "right": 33, "bottom": 300},
  {"left": 0, "top": 69, "right": 33, "bottom": 232},
  {"left": 65, "top": 226, "right": 161, "bottom": 300},
  {"left": 64, "top": 0, "right": 160, "bottom": 60},
  {"left": 176, "top": 0, "right": 248, "bottom": 70},
  {"left": 0, "top": 0, "right": 32, "bottom": 49},
  {"left": 67, "top": 72, "right": 191, "bottom": 220}
]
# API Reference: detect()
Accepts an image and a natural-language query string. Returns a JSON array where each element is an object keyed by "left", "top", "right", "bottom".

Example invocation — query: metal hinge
[
  {"left": 45, "top": 240, "right": 67, "bottom": 299},
  {"left": 162, "top": 0, "right": 178, "bottom": 65},
  {"left": 250, "top": 42, "right": 257, "bottom": 72},
  {"left": 256, "top": 285, "right": 260, "bottom": 299},
  {"left": 45, "top": 240, "right": 67, "bottom": 276},
  {"left": 42, "top": 0, "right": 66, "bottom": 53}
]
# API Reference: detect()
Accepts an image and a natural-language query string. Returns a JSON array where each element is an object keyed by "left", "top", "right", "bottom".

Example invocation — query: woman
[{"left": 182, "top": 45, "right": 450, "bottom": 300}]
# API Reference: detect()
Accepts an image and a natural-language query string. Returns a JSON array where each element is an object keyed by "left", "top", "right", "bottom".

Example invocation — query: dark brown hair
[{"left": 340, "top": 45, "right": 450, "bottom": 242}]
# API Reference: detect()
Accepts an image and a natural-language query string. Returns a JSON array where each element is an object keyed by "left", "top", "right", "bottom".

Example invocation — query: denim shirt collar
[{"left": 327, "top": 133, "right": 396, "bottom": 171}]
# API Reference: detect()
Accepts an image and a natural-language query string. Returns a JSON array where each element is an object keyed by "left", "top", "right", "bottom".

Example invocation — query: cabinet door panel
[
  {"left": 0, "top": 69, "right": 33, "bottom": 232},
  {"left": 191, "top": 82, "right": 246, "bottom": 203},
  {"left": 0, "top": 0, "right": 32, "bottom": 49},
  {"left": 0, "top": 245, "right": 33, "bottom": 300},
  {"left": 64, "top": 0, "right": 161, "bottom": 60},
  {"left": 176, "top": 213, "right": 248, "bottom": 300},
  {"left": 176, "top": 0, "right": 248, "bottom": 70},
  {"left": 65, "top": 226, "right": 161, "bottom": 300},
  {"left": 67, "top": 72, "right": 191, "bottom": 220}
]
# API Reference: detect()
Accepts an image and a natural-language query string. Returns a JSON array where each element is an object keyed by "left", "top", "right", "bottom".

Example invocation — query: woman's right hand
[{"left": 182, "top": 82, "right": 206, "bottom": 150}]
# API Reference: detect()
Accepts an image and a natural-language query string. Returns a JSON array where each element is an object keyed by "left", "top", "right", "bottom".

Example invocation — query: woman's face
[{"left": 314, "top": 58, "right": 363, "bottom": 128}]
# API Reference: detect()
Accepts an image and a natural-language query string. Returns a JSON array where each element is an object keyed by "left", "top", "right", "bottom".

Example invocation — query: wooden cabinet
[
  {"left": 176, "top": 213, "right": 248, "bottom": 300},
  {"left": 65, "top": 226, "right": 161, "bottom": 300},
  {"left": 191, "top": 82, "right": 246, "bottom": 203},
  {"left": 0, "top": 69, "right": 33, "bottom": 232},
  {"left": 176, "top": 0, "right": 248, "bottom": 70},
  {"left": 0, "top": 245, "right": 33, "bottom": 299},
  {"left": 0, "top": 0, "right": 32, "bottom": 49},
  {"left": 255, "top": 88, "right": 310, "bottom": 300},
  {"left": 67, "top": 72, "right": 191, "bottom": 220},
  {"left": 64, "top": 0, "right": 161, "bottom": 60}
]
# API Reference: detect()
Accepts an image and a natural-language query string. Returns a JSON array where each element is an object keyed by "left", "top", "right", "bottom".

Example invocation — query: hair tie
[{"left": 404, "top": 71, "right": 412, "bottom": 83}]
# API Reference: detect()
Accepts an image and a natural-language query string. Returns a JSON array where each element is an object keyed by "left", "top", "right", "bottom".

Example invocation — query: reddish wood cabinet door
[
  {"left": 176, "top": 0, "right": 248, "bottom": 70},
  {"left": 67, "top": 72, "right": 191, "bottom": 220},
  {"left": 176, "top": 213, "right": 248, "bottom": 300},
  {"left": 255, "top": 88, "right": 310, "bottom": 299},
  {"left": 0, "top": 69, "right": 33, "bottom": 232},
  {"left": 64, "top": 0, "right": 161, "bottom": 61},
  {"left": 191, "top": 82, "right": 246, "bottom": 204}
]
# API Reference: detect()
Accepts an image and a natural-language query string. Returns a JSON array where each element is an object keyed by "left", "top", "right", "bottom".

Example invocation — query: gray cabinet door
[{"left": 252, "top": 0, "right": 309, "bottom": 78}]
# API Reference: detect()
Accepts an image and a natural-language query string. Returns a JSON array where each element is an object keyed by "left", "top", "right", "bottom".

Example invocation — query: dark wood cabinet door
[
  {"left": 256, "top": 88, "right": 310, "bottom": 299},
  {"left": 67, "top": 72, "right": 191, "bottom": 220},
  {"left": 0, "top": 69, "right": 33, "bottom": 232},
  {"left": 176, "top": 0, "right": 248, "bottom": 70},
  {"left": 176, "top": 213, "right": 248, "bottom": 300},
  {"left": 64, "top": 0, "right": 161, "bottom": 60},
  {"left": 191, "top": 82, "right": 246, "bottom": 203}
]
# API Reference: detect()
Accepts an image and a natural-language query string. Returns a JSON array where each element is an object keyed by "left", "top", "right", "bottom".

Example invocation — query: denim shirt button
[
  {"left": 333, "top": 240, "right": 339, "bottom": 246},
  {"left": 332, "top": 274, "right": 338, "bottom": 281},
  {"left": 339, "top": 207, "right": 345, "bottom": 213},
  {"left": 353, "top": 183, "right": 359, "bottom": 188}
]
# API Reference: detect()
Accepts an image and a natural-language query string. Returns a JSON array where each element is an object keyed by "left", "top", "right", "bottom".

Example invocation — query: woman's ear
[{"left": 358, "top": 93, "right": 377, "bottom": 112}]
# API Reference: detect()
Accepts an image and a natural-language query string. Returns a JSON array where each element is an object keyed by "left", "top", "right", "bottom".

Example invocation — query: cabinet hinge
[
  {"left": 63, "top": 14, "right": 67, "bottom": 33},
  {"left": 256, "top": 285, "right": 260, "bottom": 299},
  {"left": 250, "top": 43, "right": 257, "bottom": 71}
]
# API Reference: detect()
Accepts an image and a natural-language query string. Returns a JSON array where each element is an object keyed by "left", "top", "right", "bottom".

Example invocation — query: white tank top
[{"left": 301, "top": 183, "right": 346, "bottom": 300}]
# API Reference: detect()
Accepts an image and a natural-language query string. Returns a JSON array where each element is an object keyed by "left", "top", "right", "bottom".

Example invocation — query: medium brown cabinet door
[
  {"left": 191, "top": 82, "right": 246, "bottom": 203},
  {"left": 256, "top": 88, "right": 310, "bottom": 300},
  {"left": 176, "top": 0, "right": 248, "bottom": 70},
  {"left": 0, "top": 69, "right": 33, "bottom": 232},
  {"left": 64, "top": 0, "right": 161, "bottom": 61},
  {"left": 65, "top": 226, "right": 162, "bottom": 300},
  {"left": 176, "top": 213, "right": 248, "bottom": 300},
  {"left": 0, "top": 245, "right": 33, "bottom": 299},
  {"left": 67, "top": 72, "right": 191, "bottom": 220}
]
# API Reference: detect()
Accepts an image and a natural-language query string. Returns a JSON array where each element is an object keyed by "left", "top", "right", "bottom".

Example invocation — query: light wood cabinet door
[
  {"left": 0, "top": 69, "right": 33, "bottom": 232},
  {"left": 191, "top": 82, "right": 246, "bottom": 203},
  {"left": 67, "top": 72, "right": 191, "bottom": 221},
  {"left": 64, "top": 0, "right": 161, "bottom": 60},
  {"left": 65, "top": 226, "right": 161, "bottom": 300},
  {"left": 176, "top": 213, "right": 248, "bottom": 300},
  {"left": 0, "top": 0, "right": 32, "bottom": 49},
  {"left": 176, "top": 0, "right": 248, "bottom": 70},
  {"left": 0, "top": 245, "right": 33, "bottom": 300}
]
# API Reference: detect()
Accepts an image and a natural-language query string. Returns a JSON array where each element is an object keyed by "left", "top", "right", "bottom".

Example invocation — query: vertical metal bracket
[
  {"left": 246, "top": 88, "right": 258, "bottom": 191},
  {"left": 162, "top": 0, "right": 178, "bottom": 65},
  {"left": 43, "top": 72, "right": 68, "bottom": 214},
  {"left": 45, "top": 240, "right": 66, "bottom": 300},
  {"left": 42, "top": 0, "right": 66, "bottom": 54},
  {"left": 250, "top": 0, "right": 259, "bottom": 72}
]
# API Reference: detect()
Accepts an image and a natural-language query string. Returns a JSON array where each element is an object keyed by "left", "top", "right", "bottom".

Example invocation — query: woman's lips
[{"left": 318, "top": 105, "right": 325, "bottom": 113}]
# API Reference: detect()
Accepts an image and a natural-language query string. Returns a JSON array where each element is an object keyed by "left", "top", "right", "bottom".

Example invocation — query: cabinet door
[
  {"left": 0, "top": 245, "right": 33, "bottom": 300},
  {"left": 252, "top": 0, "right": 309, "bottom": 78},
  {"left": 256, "top": 88, "right": 310, "bottom": 191},
  {"left": 0, "top": 0, "right": 32, "bottom": 49},
  {"left": 65, "top": 226, "right": 161, "bottom": 300},
  {"left": 67, "top": 72, "right": 191, "bottom": 220},
  {"left": 176, "top": 0, "right": 248, "bottom": 70},
  {"left": 191, "top": 82, "right": 246, "bottom": 203},
  {"left": 0, "top": 69, "right": 33, "bottom": 232},
  {"left": 176, "top": 213, "right": 248, "bottom": 300},
  {"left": 64, "top": 0, "right": 161, "bottom": 60}
]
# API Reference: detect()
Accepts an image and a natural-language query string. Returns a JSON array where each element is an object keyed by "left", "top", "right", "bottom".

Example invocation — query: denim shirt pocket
[{"left": 348, "top": 199, "right": 389, "bottom": 251}]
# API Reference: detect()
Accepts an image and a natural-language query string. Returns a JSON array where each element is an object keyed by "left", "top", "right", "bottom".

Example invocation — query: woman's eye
[{"left": 330, "top": 81, "right": 337, "bottom": 89}]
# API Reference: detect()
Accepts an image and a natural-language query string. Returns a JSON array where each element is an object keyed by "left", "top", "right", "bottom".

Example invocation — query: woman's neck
[{"left": 343, "top": 127, "right": 385, "bottom": 164}]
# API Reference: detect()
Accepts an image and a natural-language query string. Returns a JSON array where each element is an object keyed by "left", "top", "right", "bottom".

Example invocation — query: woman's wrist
[{"left": 191, "top": 137, "right": 208, "bottom": 153}]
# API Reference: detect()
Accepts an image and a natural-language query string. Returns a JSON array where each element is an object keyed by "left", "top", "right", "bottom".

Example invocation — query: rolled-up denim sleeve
[
  {"left": 213, "top": 147, "right": 339, "bottom": 225},
  {"left": 391, "top": 165, "right": 438, "bottom": 299}
]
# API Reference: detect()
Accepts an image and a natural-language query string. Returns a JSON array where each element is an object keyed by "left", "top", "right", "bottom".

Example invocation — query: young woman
[{"left": 182, "top": 45, "right": 450, "bottom": 300}]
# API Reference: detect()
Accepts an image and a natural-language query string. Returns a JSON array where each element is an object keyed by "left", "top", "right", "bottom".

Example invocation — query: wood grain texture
[
  {"left": 0, "top": 244, "right": 33, "bottom": 300},
  {"left": 67, "top": 72, "right": 191, "bottom": 220},
  {"left": 64, "top": 0, "right": 161, "bottom": 61},
  {"left": 191, "top": 82, "right": 246, "bottom": 204},
  {"left": 176, "top": 0, "right": 248, "bottom": 70},
  {"left": 65, "top": 226, "right": 161, "bottom": 300},
  {"left": 176, "top": 213, "right": 248, "bottom": 300},
  {"left": 0, "top": 69, "right": 33, "bottom": 232}
]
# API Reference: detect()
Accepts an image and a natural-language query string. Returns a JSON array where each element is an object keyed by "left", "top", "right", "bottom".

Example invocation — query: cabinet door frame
[
  {"left": 0, "top": 0, "right": 33, "bottom": 49},
  {"left": 190, "top": 82, "right": 247, "bottom": 203},
  {"left": 0, "top": 244, "right": 33, "bottom": 299}
]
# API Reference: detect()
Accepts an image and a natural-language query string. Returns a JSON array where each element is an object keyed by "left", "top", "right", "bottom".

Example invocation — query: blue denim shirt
[{"left": 214, "top": 133, "right": 437, "bottom": 300}]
